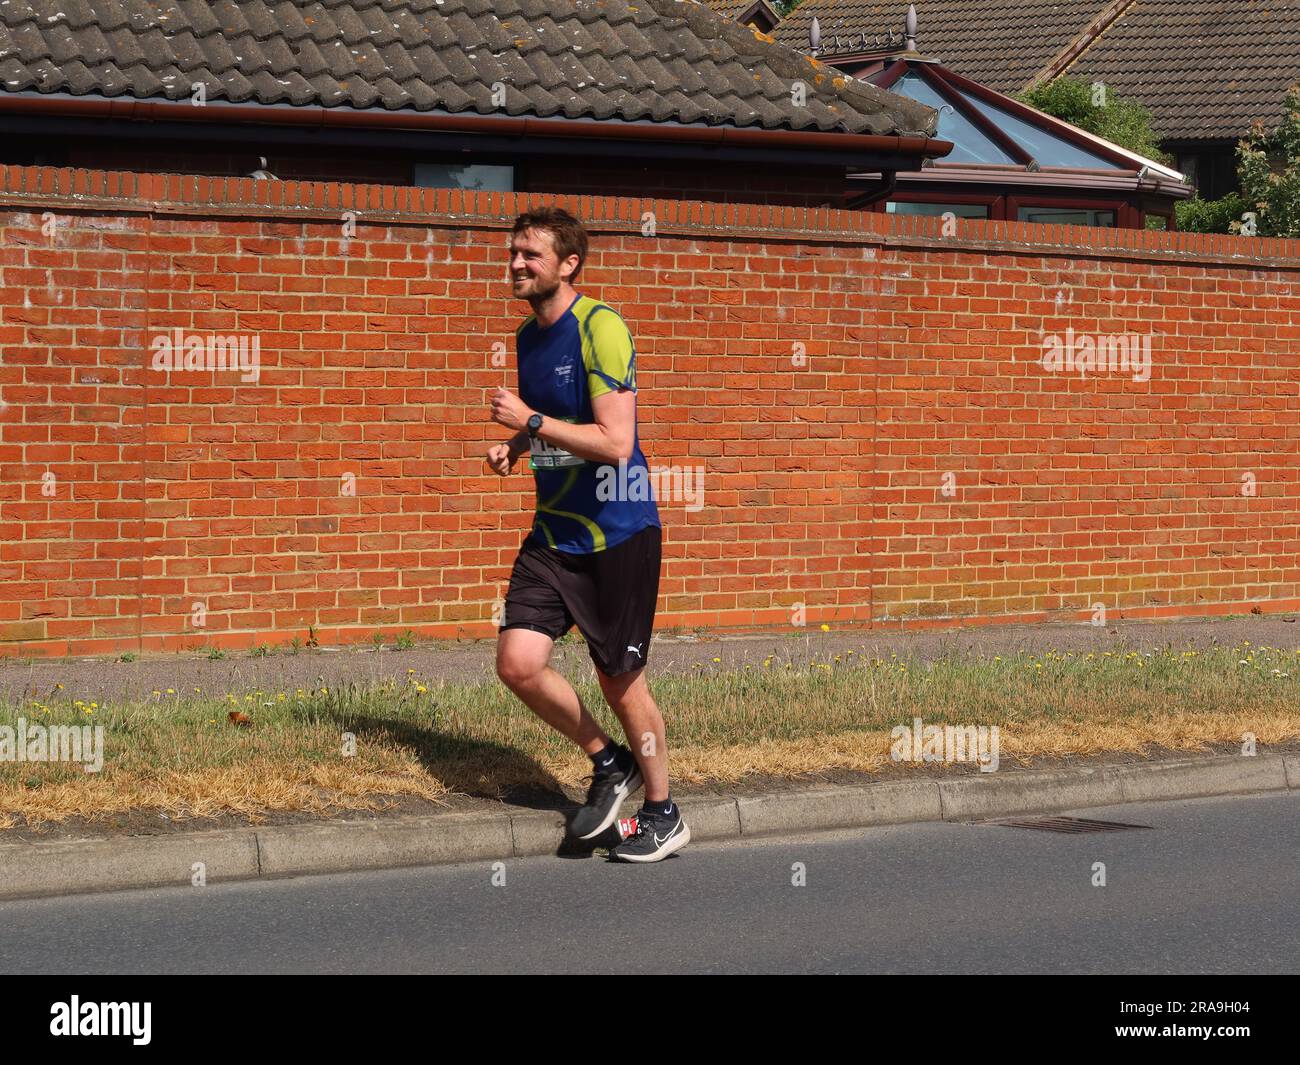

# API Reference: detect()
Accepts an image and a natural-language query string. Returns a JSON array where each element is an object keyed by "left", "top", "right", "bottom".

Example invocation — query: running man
[{"left": 486, "top": 207, "right": 688, "bottom": 863}]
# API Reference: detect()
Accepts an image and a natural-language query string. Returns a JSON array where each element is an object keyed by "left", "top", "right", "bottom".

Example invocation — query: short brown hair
[{"left": 511, "top": 207, "right": 588, "bottom": 282}]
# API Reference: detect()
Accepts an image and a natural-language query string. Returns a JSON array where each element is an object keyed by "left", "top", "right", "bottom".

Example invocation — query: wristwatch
[{"left": 526, "top": 413, "right": 544, "bottom": 438}]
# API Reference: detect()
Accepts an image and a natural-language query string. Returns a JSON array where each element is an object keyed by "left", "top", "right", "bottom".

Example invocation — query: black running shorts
[{"left": 499, "top": 525, "right": 661, "bottom": 677}]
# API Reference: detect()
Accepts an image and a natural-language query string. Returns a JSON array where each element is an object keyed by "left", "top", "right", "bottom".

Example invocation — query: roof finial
[
  {"left": 905, "top": 3, "right": 917, "bottom": 51},
  {"left": 810, "top": 16, "right": 821, "bottom": 54}
]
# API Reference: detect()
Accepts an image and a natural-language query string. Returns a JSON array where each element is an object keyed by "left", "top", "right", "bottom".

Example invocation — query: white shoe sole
[
  {"left": 612, "top": 820, "right": 691, "bottom": 863},
  {"left": 574, "top": 764, "right": 643, "bottom": 840}
]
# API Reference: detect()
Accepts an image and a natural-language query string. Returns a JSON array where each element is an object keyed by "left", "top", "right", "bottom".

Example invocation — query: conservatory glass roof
[{"left": 869, "top": 60, "right": 1133, "bottom": 171}]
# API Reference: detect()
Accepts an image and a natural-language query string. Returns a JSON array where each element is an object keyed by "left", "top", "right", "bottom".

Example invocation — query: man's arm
[
  {"left": 505, "top": 429, "right": 529, "bottom": 459},
  {"left": 490, "top": 387, "right": 635, "bottom": 465},
  {"left": 534, "top": 389, "right": 635, "bottom": 464}
]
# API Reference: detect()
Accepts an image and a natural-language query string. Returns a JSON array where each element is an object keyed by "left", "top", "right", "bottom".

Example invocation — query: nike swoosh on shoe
[{"left": 654, "top": 821, "right": 683, "bottom": 846}]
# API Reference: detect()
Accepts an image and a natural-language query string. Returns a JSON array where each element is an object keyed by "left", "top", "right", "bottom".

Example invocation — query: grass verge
[{"left": 2, "top": 643, "right": 1298, "bottom": 828}]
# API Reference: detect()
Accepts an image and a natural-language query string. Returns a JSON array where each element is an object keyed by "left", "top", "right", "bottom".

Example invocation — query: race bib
[{"left": 529, "top": 434, "right": 584, "bottom": 469}]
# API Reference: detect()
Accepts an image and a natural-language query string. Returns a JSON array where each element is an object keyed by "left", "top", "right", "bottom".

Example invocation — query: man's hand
[
  {"left": 486, "top": 441, "right": 518, "bottom": 477},
  {"left": 490, "top": 387, "right": 533, "bottom": 432}
]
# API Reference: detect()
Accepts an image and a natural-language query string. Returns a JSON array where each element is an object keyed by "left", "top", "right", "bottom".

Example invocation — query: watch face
[{"left": 528, "top": 414, "right": 543, "bottom": 432}]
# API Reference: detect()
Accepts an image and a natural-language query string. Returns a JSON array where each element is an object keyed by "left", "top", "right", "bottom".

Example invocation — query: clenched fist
[{"left": 486, "top": 442, "right": 518, "bottom": 476}]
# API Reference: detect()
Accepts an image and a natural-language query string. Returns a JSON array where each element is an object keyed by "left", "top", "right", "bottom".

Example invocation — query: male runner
[{"left": 486, "top": 207, "right": 689, "bottom": 863}]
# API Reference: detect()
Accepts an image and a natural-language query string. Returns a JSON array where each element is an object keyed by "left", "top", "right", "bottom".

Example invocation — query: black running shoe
[
  {"left": 569, "top": 748, "right": 643, "bottom": 840},
  {"left": 609, "top": 804, "right": 690, "bottom": 863}
]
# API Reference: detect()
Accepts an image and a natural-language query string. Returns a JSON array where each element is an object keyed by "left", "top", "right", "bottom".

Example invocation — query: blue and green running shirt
[{"left": 515, "top": 293, "right": 661, "bottom": 554}]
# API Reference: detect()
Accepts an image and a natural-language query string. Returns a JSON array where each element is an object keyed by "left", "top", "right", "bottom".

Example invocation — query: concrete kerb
[
  {"left": 1284, "top": 754, "right": 1300, "bottom": 789},
  {"left": 737, "top": 780, "right": 942, "bottom": 835},
  {"left": 0, "top": 754, "right": 1292, "bottom": 902},
  {"left": 0, "top": 828, "right": 260, "bottom": 901}
]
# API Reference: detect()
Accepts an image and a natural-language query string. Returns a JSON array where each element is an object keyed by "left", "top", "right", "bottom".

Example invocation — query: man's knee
[
  {"left": 596, "top": 665, "right": 643, "bottom": 707},
  {"left": 496, "top": 627, "right": 555, "bottom": 690},
  {"left": 496, "top": 652, "right": 541, "bottom": 690}
]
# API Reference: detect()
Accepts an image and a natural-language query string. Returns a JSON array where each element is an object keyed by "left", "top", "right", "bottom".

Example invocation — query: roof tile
[
  {"left": 778, "top": 0, "right": 1300, "bottom": 140},
  {"left": 0, "top": 0, "right": 936, "bottom": 136}
]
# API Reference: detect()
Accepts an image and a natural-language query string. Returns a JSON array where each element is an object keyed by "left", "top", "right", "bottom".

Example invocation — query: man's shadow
[{"left": 340, "top": 713, "right": 621, "bottom": 857}]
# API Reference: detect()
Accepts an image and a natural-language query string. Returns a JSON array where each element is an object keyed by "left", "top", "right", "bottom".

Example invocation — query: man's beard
[{"left": 525, "top": 276, "right": 561, "bottom": 302}]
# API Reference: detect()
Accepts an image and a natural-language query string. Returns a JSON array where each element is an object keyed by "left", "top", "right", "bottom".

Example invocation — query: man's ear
[{"left": 561, "top": 254, "right": 581, "bottom": 282}]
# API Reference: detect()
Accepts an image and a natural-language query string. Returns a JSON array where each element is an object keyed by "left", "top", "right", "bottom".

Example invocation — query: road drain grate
[{"left": 978, "top": 815, "right": 1153, "bottom": 833}]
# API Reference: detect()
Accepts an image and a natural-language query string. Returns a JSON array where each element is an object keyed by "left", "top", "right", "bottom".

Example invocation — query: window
[
  {"left": 887, "top": 201, "right": 990, "bottom": 218},
  {"left": 414, "top": 163, "right": 514, "bottom": 191},
  {"left": 1017, "top": 206, "right": 1115, "bottom": 227}
]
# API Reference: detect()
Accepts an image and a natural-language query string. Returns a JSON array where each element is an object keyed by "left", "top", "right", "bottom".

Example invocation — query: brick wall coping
[{"left": 2, "top": 164, "right": 1299, "bottom": 271}]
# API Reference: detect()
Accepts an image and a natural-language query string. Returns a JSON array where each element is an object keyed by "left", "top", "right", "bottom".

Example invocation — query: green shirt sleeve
[{"left": 583, "top": 305, "right": 637, "bottom": 399}]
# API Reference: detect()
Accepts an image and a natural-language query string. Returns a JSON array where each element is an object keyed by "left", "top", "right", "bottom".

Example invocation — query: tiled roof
[
  {"left": 0, "top": 0, "right": 937, "bottom": 136},
  {"left": 1063, "top": 0, "right": 1300, "bottom": 141},
  {"left": 701, "top": 0, "right": 778, "bottom": 21},
  {"left": 775, "top": 0, "right": 1300, "bottom": 141},
  {"left": 774, "top": 1, "right": 1099, "bottom": 93}
]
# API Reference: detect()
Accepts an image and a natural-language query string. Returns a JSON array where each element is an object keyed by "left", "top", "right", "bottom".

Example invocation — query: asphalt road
[{"left": 2, "top": 792, "right": 1296, "bottom": 975}]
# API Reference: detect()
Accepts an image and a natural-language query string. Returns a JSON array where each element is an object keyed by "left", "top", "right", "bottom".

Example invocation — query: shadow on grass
[
  {"left": 337, "top": 713, "right": 559, "bottom": 806},
  {"left": 339, "top": 714, "right": 624, "bottom": 857}
]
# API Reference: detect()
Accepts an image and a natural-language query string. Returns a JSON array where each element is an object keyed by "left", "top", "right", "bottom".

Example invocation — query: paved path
[{"left": 3, "top": 615, "right": 1296, "bottom": 703}]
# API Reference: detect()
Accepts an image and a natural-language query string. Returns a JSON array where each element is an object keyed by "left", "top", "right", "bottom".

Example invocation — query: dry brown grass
[{"left": 3, "top": 644, "right": 1297, "bottom": 827}]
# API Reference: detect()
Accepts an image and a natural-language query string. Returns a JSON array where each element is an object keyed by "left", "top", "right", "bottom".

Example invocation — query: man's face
[{"left": 509, "top": 227, "right": 576, "bottom": 301}]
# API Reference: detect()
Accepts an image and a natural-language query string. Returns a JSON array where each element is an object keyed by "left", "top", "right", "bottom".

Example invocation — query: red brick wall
[{"left": 1, "top": 166, "right": 1298, "bottom": 657}]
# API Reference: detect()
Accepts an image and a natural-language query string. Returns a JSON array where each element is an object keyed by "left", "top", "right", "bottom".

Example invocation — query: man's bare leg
[
  {"left": 495, "top": 628, "right": 610, "bottom": 754},
  {"left": 595, "top": 666, "right": 668, "bottom": 802}
]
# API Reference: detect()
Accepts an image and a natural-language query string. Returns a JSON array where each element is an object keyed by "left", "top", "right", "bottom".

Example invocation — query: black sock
[
  {"left": 641, "top": 796, "right": 674, "bottom": 818},
  {"left": 590, "top": 740, "right": 624, "bottom": 774}
]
